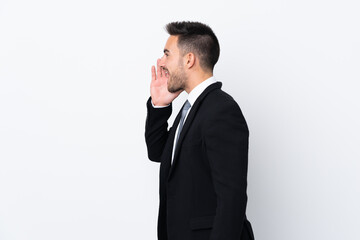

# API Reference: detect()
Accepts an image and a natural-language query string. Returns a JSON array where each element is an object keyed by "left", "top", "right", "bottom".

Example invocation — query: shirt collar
[{"left": 187, "top": 76, "right": 217, "bottom": 107}]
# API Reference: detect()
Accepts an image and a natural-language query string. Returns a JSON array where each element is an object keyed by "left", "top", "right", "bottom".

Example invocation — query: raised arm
[{"left": 145, "top": 59, "right": 182, "bottom": 162}]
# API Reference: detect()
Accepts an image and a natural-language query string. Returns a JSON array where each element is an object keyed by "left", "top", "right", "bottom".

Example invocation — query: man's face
[{"left": 160, "top": 36, "right": 187, "bottom": 93}]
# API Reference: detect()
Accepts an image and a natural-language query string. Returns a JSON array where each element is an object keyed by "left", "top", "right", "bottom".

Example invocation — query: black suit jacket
[{"left": 145, "top": 82, "right": 255, "bottom": 240}]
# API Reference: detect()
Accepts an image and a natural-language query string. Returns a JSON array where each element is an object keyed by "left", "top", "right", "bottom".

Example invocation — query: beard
[{"left": 167, "top": 65, "right": 187, "bottom": 93}]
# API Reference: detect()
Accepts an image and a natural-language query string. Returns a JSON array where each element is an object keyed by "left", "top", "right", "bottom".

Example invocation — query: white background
[{"left": 1, "top": 0, "right": 359, "bottom": 239}]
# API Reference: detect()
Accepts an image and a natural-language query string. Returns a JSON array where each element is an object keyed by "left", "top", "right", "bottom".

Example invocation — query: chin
[
  {"left": 168, "top": 88, "right": 176, "bottom": 93},
  {"left": 168, "top": 85, "right": 178, "bottom": 93},
  {"left": 167, "top": 85, "right": 173, "bottom": 93}
]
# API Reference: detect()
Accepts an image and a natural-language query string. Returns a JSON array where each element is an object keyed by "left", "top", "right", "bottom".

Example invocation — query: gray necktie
[{"left": 174, "top": 100, "right": 191, "bottom": 153}]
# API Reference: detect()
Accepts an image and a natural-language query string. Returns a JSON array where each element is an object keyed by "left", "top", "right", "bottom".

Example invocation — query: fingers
[
  {"left": 152, "top": 58, "right": 164, "bottom": 82},
  {"left": 156, "top": 59, "right": 162, "bottom": 78},
  {"left": 151, "top": 65, "right": 156, "bottom": 82}
]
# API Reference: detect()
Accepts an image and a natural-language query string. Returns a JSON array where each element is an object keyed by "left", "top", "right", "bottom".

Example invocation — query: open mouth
[{"left": 163, "top": 68, "right": 169, "bottom": 78}]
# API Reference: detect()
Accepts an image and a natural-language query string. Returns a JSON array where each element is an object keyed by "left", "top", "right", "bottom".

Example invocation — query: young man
[{"left": 145, "top": 21, "right": 255, "bottom": 240}]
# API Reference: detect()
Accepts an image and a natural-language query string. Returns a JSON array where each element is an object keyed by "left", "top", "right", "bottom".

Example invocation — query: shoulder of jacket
[{"left": 204, "top": 88, "right": 238, "bottom": 108}]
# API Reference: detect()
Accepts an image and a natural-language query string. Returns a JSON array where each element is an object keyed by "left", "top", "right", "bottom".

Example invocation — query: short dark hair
[{"left": 165, "top": 21, "right": 220, "bottom": 72}]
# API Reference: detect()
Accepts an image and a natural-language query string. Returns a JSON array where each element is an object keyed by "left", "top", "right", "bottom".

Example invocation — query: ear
[{"left": 184, "top": 52, "right": 195, "bottom": 69}]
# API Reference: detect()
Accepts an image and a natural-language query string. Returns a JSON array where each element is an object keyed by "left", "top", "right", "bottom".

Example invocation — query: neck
[{"left": 185, "top": 71, "right": 213, "bottom": 94}]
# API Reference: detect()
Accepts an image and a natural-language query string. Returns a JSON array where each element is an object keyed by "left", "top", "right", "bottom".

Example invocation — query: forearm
[{"left": 145, "top": 97, "right": 172, "bottom": 162}]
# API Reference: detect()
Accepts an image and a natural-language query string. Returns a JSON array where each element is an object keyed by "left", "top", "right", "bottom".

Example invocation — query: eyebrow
[{"left": 163, "top": 49, "right": 170, "bottom": 54}]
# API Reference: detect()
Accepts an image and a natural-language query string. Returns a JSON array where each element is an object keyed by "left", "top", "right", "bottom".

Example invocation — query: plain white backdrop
[{"left": 1, "top": 0, "right": 359, "bottom": 239}]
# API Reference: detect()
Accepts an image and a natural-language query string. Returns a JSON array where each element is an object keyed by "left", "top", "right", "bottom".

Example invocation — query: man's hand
[{"left": 150, "top": 59, "right": 183, "bottom": 106}]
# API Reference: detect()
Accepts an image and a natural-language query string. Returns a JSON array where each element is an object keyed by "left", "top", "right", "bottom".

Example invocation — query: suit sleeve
[
  {"left": 145, "top": 97, "right": 172, "bottom": 162},
  {"left": 203, "top": 99, "right": 249, "bottom": 240}
]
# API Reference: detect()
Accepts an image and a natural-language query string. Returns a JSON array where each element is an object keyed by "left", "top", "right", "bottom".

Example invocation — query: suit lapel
[
  {"left": 161, "top": 106, "right": 182, "bottom": 178},
  {"left": 168, "top": 82, "right": 222, "bottom": 179}
]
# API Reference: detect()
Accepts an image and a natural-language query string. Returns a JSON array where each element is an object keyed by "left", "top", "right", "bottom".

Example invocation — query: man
[{"left": 145, "top": 21, "right": 255, "bottom": 240}]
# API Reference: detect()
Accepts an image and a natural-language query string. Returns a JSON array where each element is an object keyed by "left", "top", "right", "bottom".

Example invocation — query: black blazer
[{"left": 145, "top": 82, "right": 255, "bottom": 240}]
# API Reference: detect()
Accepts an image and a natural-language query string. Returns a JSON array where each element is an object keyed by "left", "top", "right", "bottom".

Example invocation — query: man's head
[{"left": 160, "top": 21, "right": 220, "bottom": 93}]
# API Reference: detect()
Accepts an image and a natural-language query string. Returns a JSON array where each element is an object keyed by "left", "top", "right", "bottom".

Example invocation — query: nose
[{"left": 159, "top": 55, "right": 166, "bottom": 67}]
